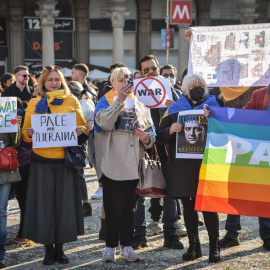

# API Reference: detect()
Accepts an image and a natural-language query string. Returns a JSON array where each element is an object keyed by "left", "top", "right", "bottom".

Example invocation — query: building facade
[{"left": 0, "top": 0, "right": 269, "bottom": 78}]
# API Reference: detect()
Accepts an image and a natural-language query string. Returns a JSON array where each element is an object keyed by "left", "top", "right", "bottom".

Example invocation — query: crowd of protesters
[{"left": 1, "top": 33, "right": 270, "bottom": 268}]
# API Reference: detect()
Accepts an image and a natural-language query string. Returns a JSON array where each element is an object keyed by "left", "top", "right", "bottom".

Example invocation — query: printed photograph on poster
[
  {"left": 176, "top": 110, "right": 207, "bottom": 159},
  {"left": 114, "top": 97, "right": 153, "bottom": 133},
  {"left": 114, "top": 97, "right": 138, "bottom": 132}
]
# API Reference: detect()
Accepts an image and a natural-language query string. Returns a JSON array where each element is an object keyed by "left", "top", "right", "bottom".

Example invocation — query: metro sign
[{"left": 170, "top": 0, "right": 192, "bottom": 25}]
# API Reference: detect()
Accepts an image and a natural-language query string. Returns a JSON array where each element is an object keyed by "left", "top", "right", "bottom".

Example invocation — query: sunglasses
[
  {"left": 162, "top": 73, "right": 175, "bottom": 79},
  {"left": 44, "top": 66, "right": 61, "bottom": 72},
  {"left": 18, "top": 74, "right": 29, "bottom": 78},
  {"left": 143, "top": 66, "right": 158, "bottom": 75}
]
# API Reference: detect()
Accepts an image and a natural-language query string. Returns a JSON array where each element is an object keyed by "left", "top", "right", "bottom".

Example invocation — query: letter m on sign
[{"left": 170, "top": 0, "right": 192, "bottom": 25}]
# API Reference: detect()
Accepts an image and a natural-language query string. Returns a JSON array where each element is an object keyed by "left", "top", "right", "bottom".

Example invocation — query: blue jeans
[
  {"left": 225, "top": 214, "right": 270, "bottom": 240},
  {"left": 87, "top": 131, "right": 96, "bottom": 170},
  {"left": 134, "top": 196, "right": 177, "bottom": 236},
  {"left": 0, "top": 183, "right": 12, "bottom": 259}
]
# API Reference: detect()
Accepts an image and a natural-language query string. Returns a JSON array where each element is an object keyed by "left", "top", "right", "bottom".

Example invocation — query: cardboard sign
[
  {"left": 31, "top": 113, "right": 78, "bottom": 148},
  {"left": 134, "top": 76, "right": 172, "bottom": 108},
  {"left": 0, "top": 97, "right": 18, "bottom": 133},
  {"left": 176, "top": 110, "right": 207, "bottom": 159}
]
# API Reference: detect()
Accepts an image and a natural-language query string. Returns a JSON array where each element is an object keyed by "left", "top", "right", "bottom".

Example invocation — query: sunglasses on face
[
  {"left": 44, "top": 66, "right": 61, "bottom": 72},
  {"left": 143, "top": 66, "right": 158, "bottom": 75},
  {"left": 162, "top": 73, "right": 175, "bottom": 79},
  {"left": 18, "top": 74, "right": 29, "bottom": 78}
]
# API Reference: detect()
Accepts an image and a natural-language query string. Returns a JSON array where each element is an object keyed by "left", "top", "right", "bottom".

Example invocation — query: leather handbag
[
  {"left": 135, "top": 145, "right": 166, "bottom": 198},
  {"left": 0, "top": 147, "right": 19, "bottom": 171},
  {"left": 65, "top": 145, "right": 86, "bottom": 170}
]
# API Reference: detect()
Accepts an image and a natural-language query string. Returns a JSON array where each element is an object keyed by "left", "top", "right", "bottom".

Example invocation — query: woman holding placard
[
  {"left": 95, "top": 67, "right": 155, "bottom": 263},
  {"left": 22, "top": 66, "right": 87, "bottom": 266},
  {"left": 157, "top": 74, "right": 221, "bottom": 263}
]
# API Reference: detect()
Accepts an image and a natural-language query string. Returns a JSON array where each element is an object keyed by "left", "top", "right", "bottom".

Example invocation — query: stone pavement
[{"left": 4, "top": 165, "right": 270, "bottom": 269}]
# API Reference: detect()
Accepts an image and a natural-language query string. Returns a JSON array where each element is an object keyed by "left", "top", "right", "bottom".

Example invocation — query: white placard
[
  {"left": 188, "top": 23, "right": 270, "bottom": 87},
  {"left": 0, "top": 97, "right": 18, "bottom": 133},
  {"left": 31, "top": 113, "right": 78, "bottom": 148},
  {"left": 134, "top": 76, "right": 172, "bottom": 108}
]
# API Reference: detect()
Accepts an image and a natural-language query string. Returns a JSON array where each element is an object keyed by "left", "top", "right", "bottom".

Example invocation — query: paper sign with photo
[{"left": 176, "top": 110, "right": 207, "bottom": 159}]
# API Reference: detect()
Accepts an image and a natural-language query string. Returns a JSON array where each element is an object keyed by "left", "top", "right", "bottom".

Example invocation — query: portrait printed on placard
[{"left": 176, "top": 110, "right": 207, "bottom": 159}]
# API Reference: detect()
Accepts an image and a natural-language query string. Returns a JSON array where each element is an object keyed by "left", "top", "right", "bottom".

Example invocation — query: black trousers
[
  {"left": 14, "top": 165, "right": 30, "bottom": 238},
  {"left": 181, "top": 197, "right": 219, "bottom": 238},
  {"left": 101, "top": 174, "right": 138, "bottom": 248}
]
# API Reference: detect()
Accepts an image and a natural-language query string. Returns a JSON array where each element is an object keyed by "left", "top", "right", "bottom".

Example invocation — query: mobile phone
[
  {"left": 125, "top": 74, "right": 134, "bottom": 86},
  {"left": 125, "top": 74, "right": 134, "bottom": 93}
]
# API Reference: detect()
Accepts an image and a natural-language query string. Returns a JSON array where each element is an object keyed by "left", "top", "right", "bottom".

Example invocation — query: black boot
[
  {"left": 182, "top": 233, "right": 202, "bottom": 261},
  {"left": 209, "top": 236, "right": 221, "bottom": 262},
  {"left": 43, "top": 244, "right": 54, "bottom": 265},
  {"left": 54, "top": 244, "right": 69, "bottom": 264},
  {"left": 99, "top": 218, "right": 106, "bottom": 240}
]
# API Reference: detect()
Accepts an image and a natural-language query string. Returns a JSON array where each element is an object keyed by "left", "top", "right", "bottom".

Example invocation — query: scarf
[
  {"left": 262, "top": 84, "right": 270, "bottom": 111},
  {"left": 94, "top": 89, "right": 153, "bottom": 133},
  {"left": 35, "top": 90, "right": 66, "bottom": 114},
  {"left": 162, "top": 94, "right": 220, "bottom": 118}
]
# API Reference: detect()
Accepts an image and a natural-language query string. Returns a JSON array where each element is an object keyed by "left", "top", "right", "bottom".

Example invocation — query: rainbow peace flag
[{"left": 195, "top": 106, "right": 270, "bottom": 218}]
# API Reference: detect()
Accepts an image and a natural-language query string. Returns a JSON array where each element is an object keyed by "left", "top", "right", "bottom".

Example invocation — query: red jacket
[{"left": 243, "top": 86, "right": 267, "bottom": 110}]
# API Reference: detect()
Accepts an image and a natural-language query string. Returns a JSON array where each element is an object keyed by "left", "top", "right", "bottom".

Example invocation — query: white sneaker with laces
[
  {"left": 176, "top": 221, "right": 187, "bottom": 237},
  {"left": 120, "top": 246, "right": 140, "bottom": 262},
  {"left": 147, "top": 221, "right": 163, "bottom": 235},
  {"left": 102, "top": 247, "right": 115, "bottom": 263},
  {"left": 91, "top": 187, "right": 103, "bottom": 200}
]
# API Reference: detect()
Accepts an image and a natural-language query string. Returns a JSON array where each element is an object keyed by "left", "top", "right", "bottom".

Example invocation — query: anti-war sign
[
  {"left": 195, "top": 107, "right": 270, "bottom": 218},
  {"left": 0, "top": 97, "right": 18, "bottom": 133},
  {"left": 188, "top": 23, "right": 270, "bottom": 87},
  {"left": 134, "top": 76, "right": 172, "bottom": 108},
  {"left": 31, "top": 113, "right": 77, "bottom": 148}
]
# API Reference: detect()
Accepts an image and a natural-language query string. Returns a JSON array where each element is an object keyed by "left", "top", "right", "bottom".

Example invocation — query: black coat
[
  {"left": 157, "top": 112, "right": 202, "bottom": 198},
  {"left": 3, "top": 82, "right": 32, "bottom": 102}
]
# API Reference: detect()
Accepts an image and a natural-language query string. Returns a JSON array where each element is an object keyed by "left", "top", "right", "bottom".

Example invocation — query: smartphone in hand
[{"left": 125, "top": 74, "right": 134, "bottom": 93}]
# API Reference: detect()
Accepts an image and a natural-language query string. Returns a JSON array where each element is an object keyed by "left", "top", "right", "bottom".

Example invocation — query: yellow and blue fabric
[
  {"left": 35, "top": 90, "right": 66, "bottom": 114},
  {"left": 162, "top": 94, "right": 219, "bottom": 118}
]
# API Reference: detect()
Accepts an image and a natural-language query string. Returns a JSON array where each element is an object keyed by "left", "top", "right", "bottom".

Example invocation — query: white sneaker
[
  {"left": 175, "top": 221, "right": 187, "bottom": 237},
  {"left": 120, "top": 246, "right": 140, "bottom": 262},
  {"left": 147, "top": 221, "right": 163, "bottom": 235},
  {"left": 91, "top": 187, "right": 103, "bottom": 200},
  {"left": 102, "top": 247, "right": 115, "bottom": 263}
]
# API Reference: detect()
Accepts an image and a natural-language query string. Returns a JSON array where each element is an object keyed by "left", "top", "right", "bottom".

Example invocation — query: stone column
[
  {"left": 136, "top": 0, "right": 152, "bottom": 66},
  {"left": 9, "top": 7, "right": 24, "bottom": 70},
  {"left": 195, "top": 0, "right": 212, "bottom": 26},
  {"left": 255, "top": 0, "right": 268, "bottom": 23},
  {"left": 36, "top": 1, "right": 59, "bottom": 66},
  {"left": 111, "top": 11, "right": 129, "bottom": 63},
  {"left": 238, "top": 0, "right": 258, "bottom": 24},
  {"left": 74, "top": 0, "right": 90, "bottom": 63},
  {"left": 178, "top": 26, "right": 189, "bottom": 79}
]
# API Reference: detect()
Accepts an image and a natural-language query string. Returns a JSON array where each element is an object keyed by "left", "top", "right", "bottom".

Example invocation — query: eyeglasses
[
  {"left": 143, "top": 66, "right": 158, "bottom": 75},
  {"left": 44, "top": 66, "right": 61, "bottom": 72},
  {"left": 18, "top": 74, "right": 29, "bottom": 79},
  {"left": 162, "top": 73, "right": 175, "bottom": 79}
]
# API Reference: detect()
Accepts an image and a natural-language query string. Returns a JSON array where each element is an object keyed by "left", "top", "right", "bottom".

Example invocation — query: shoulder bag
[
  {"left": 65, "top": 145, "right": 86, "bottom": 170},
  {"left": 135, "top": 144, "right": 166, "bottom": 198},
  {"left": 0, "top": 146, "right": 19, "bottom": 171}
]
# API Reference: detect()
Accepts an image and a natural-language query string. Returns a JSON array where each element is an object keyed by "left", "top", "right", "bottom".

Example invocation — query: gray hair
[
  {"left": 110, "top": 67, "right": 131, "bottom": 84},
  {"left": 181, "top": 74, "right": 208, "bottom": 96}
]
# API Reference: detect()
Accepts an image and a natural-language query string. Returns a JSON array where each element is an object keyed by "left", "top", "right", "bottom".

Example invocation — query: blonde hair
[
  {"left": 36, "top": 66, "right": 70, "bottom": 96},
  {"left": 110, "top": 67, "right": 131, "bottom": 85},
  {"left": 181, "top": 74, "right": 208, "bottom": 96}
]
